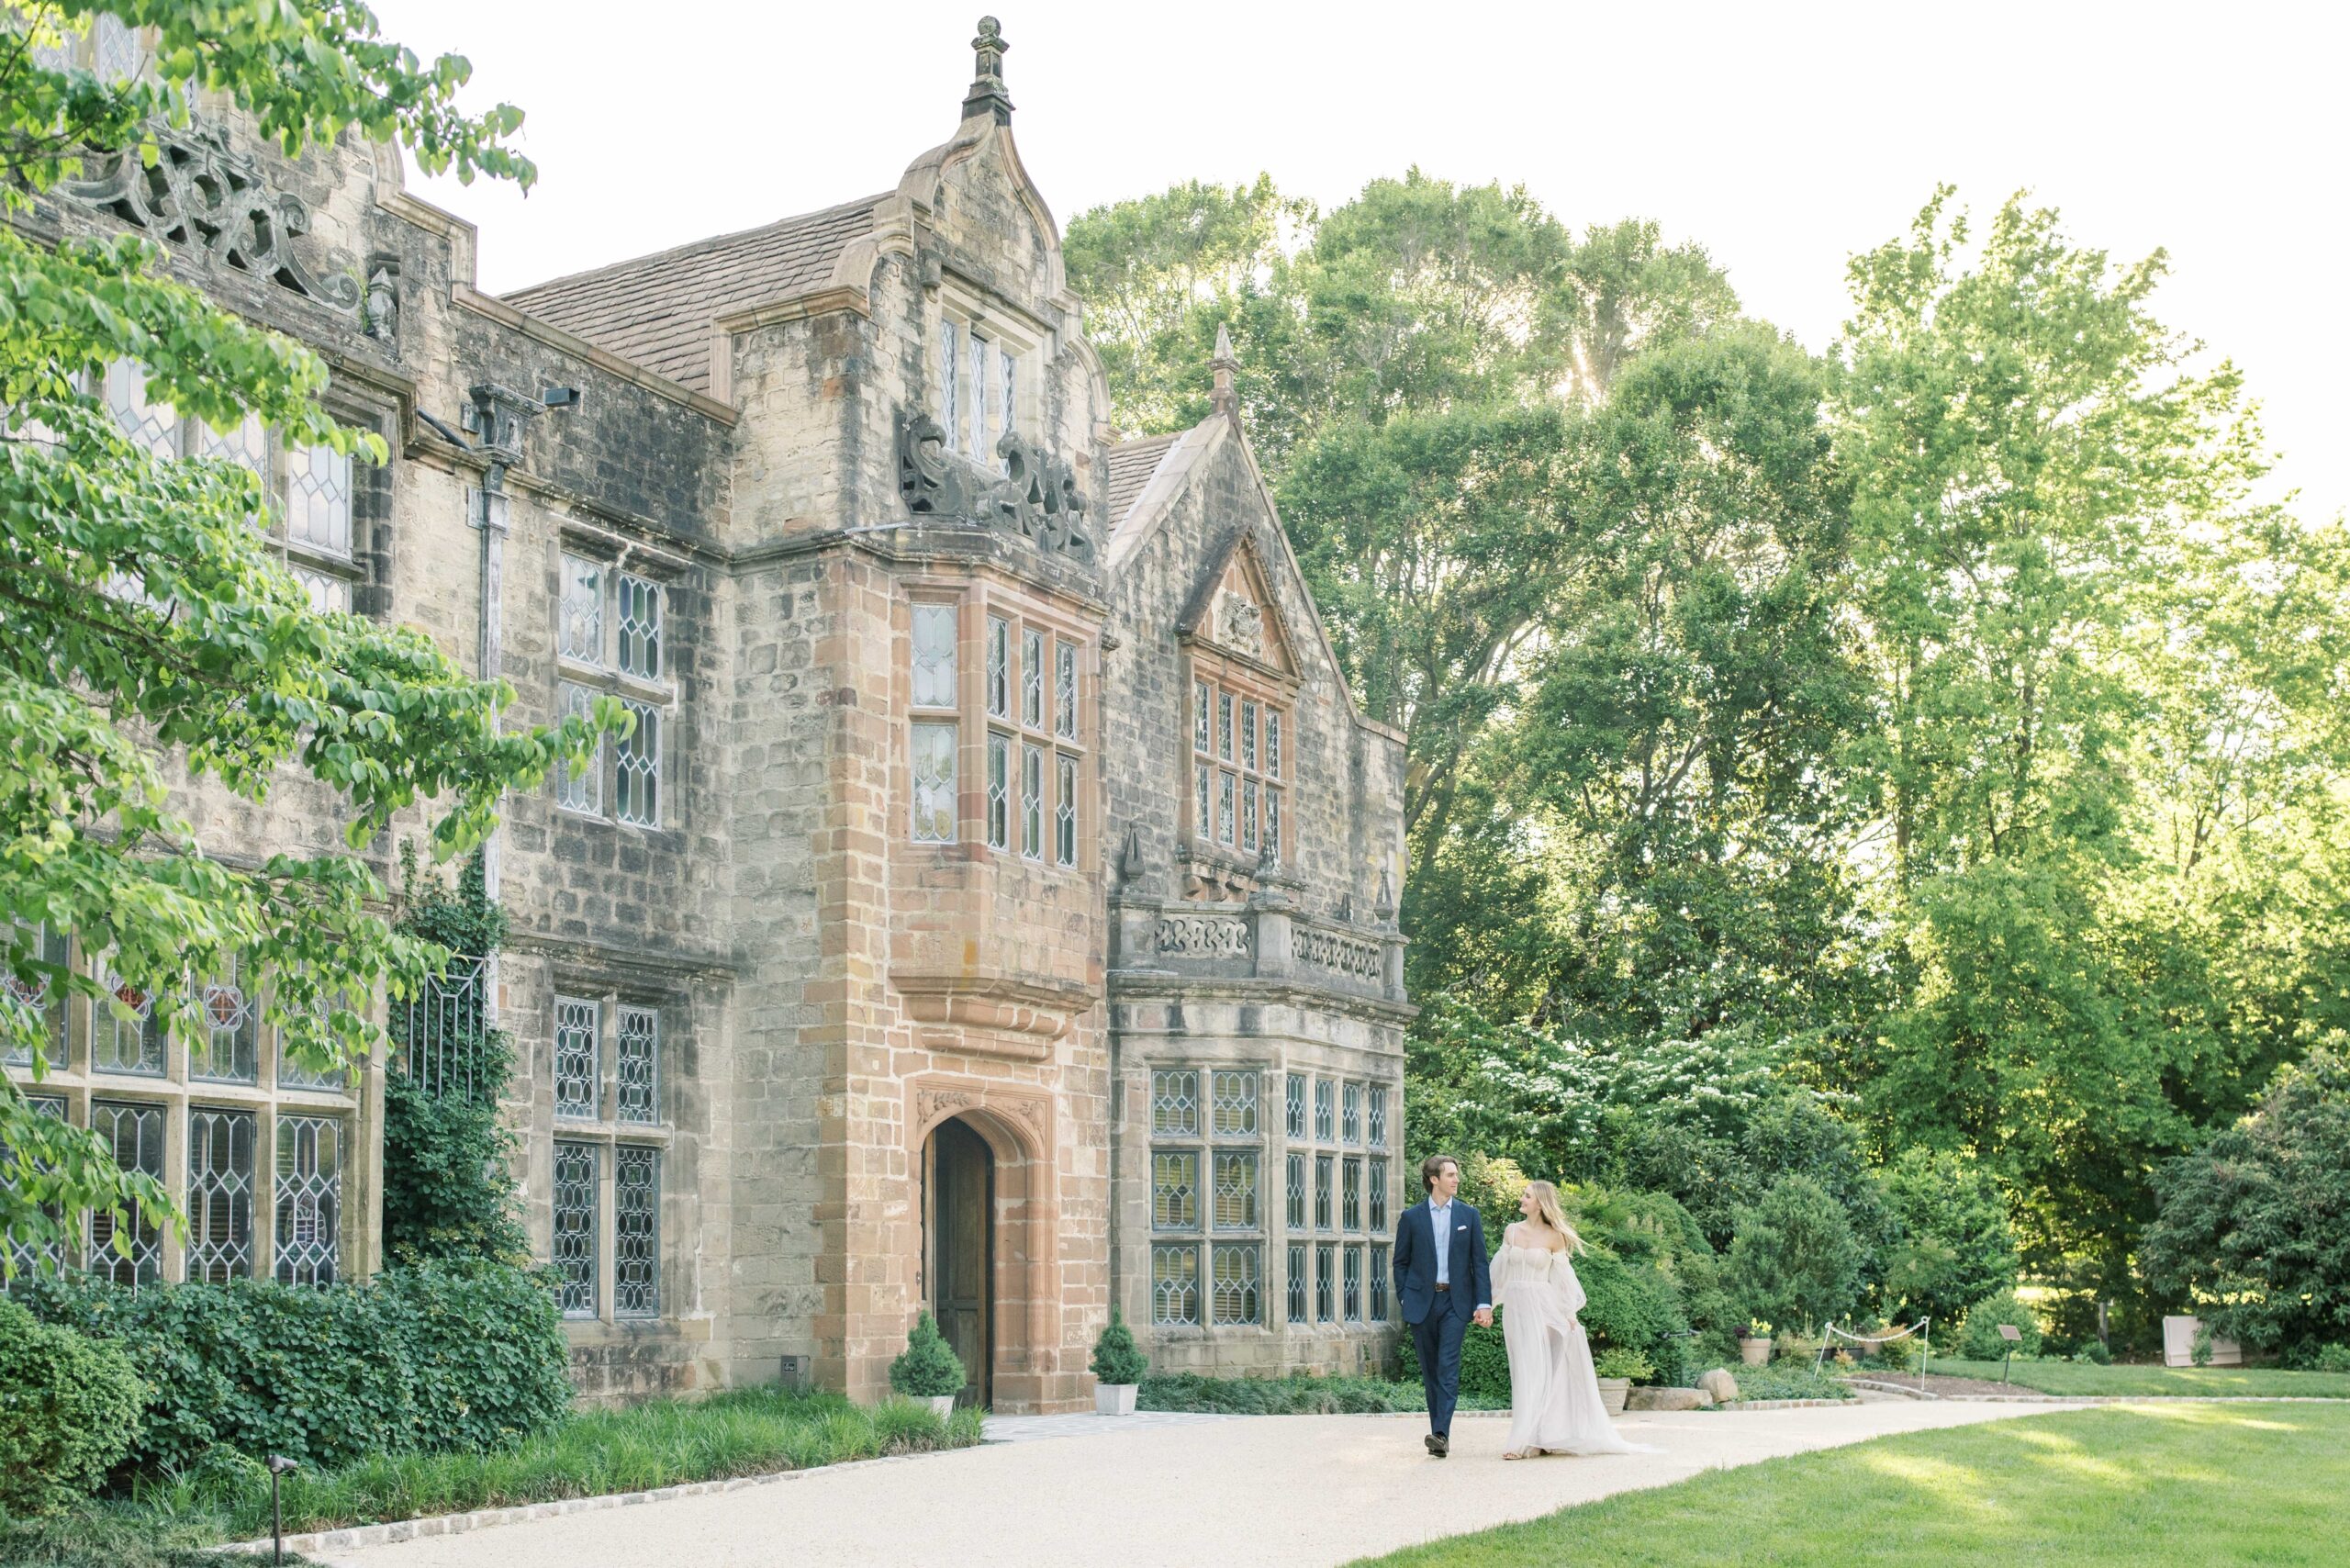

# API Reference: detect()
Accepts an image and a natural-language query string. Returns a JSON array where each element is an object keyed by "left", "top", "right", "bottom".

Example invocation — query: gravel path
[{"left": 324, "top": 1399, "right": 2087, "bottom": 1568}]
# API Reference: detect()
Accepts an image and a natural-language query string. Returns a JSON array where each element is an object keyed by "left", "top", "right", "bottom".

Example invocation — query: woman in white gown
[{"left": 1490, "top": 1180, "right": 1656, "bottom": 1460}]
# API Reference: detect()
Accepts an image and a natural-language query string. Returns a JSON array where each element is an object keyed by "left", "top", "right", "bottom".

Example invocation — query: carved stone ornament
[
  {"left": 1152, "top": 913, "right": 1252, "bottom": 960},
  {"left": 60, "top": 120, "right": 364, "bottom": 320},
  {"left": 897, "top": 410, "right": 1096, "bottom": 566},
  {"left": 1219, "top": 590, "right": 1266, "bottom": 658},
  {"left": 1295, "top": 925, "right": 1383, "bottom": 982},
  {"left": 914, "top": 1080, "right": 1048, "bottom": 1147}
]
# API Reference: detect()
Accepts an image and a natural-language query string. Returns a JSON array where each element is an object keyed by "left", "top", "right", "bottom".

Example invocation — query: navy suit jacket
[{"left": 1393, "top": 1198, "right": 1493, "bottom": 1327}]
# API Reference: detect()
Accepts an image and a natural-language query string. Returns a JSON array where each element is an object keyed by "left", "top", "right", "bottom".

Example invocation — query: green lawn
[
  {"left": 1350, "top": 1403, "right": 2350, "bottom": 1566},
  {"left": 1920, "top": 1358, "right": 2350, "bottom": 1398}
]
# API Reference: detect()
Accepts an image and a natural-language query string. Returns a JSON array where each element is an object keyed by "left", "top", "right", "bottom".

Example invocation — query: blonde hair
[{"left": 1523, "top": 1181, "right": 1584, "bottom": 1254}]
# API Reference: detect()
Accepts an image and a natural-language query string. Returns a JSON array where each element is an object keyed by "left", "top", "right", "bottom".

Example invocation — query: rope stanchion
[{"left": 1816, "top": 1316, "right": 1933, "bottom": 1394}]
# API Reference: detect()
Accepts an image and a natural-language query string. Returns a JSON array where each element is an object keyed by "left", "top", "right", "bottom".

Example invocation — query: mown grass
[
  {"left": 1139, "top": 1372, "right": 1507, "bottom": 1415},
  {"left": 1921, "top": 1357, "right": 2350, "bottom": 1398},
  {"left": 1349, "top": 1402, "right": 2350, "bottom": 1566},
  {"left": 1716, "top": 1363, "right": 1854, "bottom": 1402}
]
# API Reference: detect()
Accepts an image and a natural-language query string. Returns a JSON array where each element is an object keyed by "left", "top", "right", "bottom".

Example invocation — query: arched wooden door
[{"left": 927, "top": 1116, "right": 993, "bottom": 1407}]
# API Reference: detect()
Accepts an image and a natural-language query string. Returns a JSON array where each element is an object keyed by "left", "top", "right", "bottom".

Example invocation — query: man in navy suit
[{"left": 1392, "top": 1152, "right": 1492, "bottom": 1457}]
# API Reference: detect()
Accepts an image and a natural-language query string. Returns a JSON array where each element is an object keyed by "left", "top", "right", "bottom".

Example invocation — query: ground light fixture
[{"left": 265, "top": 1455, "right": 297, "bottom": 1564}]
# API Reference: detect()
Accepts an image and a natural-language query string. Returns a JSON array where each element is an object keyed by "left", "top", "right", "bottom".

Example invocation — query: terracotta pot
[
  {"left": 1596, "top": 1376, "right": 1630, "bottom": 1415},
  {"left": 1095, "top": 1383, "right": 1138, "bottom": 1416},
  {"left": 1739, "top": 1337, "right": 1772, "bottom": 1367}
]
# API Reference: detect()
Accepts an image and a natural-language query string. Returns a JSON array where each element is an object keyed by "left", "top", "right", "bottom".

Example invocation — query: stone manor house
[{"left": 4, "top": 18, "right": 1411, "bottom": 1410}]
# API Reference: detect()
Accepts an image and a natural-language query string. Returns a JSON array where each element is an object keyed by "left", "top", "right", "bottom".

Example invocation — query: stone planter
[
  {"left": 924, "top": 1394, "right": 957, "bottom": 1419},
  {"left": 1739, "top": 1336, "right": 1772, "bottom": 1367},
  {"left": 1596, "top": 1376, "right": 1630, "bottom": 1415},
  {"left": 1095, "top": 1383, "right": 1138, "bottom": 1417}
]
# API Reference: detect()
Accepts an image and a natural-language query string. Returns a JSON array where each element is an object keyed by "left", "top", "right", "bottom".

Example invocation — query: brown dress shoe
[{"left": 1426, "top": 1432, "right": 1449, "bottom": 1457}]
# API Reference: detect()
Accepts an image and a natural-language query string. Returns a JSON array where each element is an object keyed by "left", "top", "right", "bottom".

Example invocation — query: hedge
[
  {"left": 0, "top": 1296, "right": 145, "bottom": 1515},
  {"left": 16, "top": 1260, "right": 570, "bottom": 1474},
  {"left": 1394, "top": 1252, "right": 1695, "bottom": 1393}
]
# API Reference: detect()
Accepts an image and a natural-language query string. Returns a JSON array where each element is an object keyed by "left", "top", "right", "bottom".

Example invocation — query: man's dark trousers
[
  {"left": 1411, "top": 1292, "right": 1471, "bottom": 1438},
  {"left": 1393, "top": 1196, "right": 1490, "bottom": 1441}
]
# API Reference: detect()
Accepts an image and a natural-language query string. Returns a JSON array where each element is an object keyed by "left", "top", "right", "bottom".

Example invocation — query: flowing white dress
[{"left": 1491, "top": 1240, "right": 1657, "bottom": 1456}]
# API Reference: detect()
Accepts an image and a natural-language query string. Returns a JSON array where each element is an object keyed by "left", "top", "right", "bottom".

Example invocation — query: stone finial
[
  {"left": 1373, "top": 868, "right": 1396, "bottom": 924},
  {"left": 1210, "top": 323, "right": 1238, "bottom": 418},
  {"left": 1118, "top": 823, "right": 1147, "bottom": 884},
  {"left": 962, "top": 17, "right": 1014, "bottom": 125}
]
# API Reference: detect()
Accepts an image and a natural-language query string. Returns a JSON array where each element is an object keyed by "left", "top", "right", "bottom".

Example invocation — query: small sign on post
[{"left": 1998, "top": 1321, "right": 2021, "bottom": 1385}]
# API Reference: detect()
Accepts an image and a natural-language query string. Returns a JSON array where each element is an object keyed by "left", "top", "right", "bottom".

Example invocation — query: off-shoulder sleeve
[
  {"left": 1489, "top": 1246, "right": 1516, "bottom": 1305},
  {"left": 1556, "top": 1254, "right": 1588, "bottom": 1319}
]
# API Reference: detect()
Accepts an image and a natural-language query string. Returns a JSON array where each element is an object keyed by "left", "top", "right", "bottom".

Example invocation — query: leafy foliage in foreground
[
  {"left": 1138, "top": 1372, "right": 1453, "bottom": 1415},
  {"left": 0, "top": 1296, "right": 144, "bottom": 1515}
]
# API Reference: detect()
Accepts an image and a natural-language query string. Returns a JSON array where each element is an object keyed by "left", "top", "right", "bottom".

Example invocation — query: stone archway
[{"left": 925, "top": 1116, "right": 994, "bottom": 1407}]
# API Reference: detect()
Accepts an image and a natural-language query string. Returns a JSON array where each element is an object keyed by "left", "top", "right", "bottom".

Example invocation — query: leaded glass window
[
  {"left": 1212, "top": 1070, "right": 1258, "bottom": 1137},
  {"left": 1343, "top": 1156, "right": 1362, "bottom": 1231},
  {"left": 105, "top": 358, "right": 178, "bottom": 457},
  {"left": 1286, "top": 1151, "right": 1306, "bottom": 1229},
  {"left": 285, "top": 445, "right": 352, "bottom": 557},
  {"left": 554, "top": 1140, "right": 599, "bottom": 1318},
  {"left": 617, "top": 1005, "right": 658, "bottom": 1125},
  {"left": 986, "top": 732, "right": 1010, "bottom": 849},
  {"left": 94, "top": 13, "right": 143, "bottom": 79},
  {"left": 986, "top": 616, "right": 1010, "bottom": 717},
  {"left": 1217, "top": 690, "right": 1234, "bottom": 760},
  {"left": 1213, "top": 1151, "right": 1258, "bottom": 1229},
  {"left": 89, "top": 1101, "right": 163, "bottom": 1284},
  {"left": 1152, "top": 1242, "right": 1198, "bottom": 1327},
  {"left": 1001, "top": 348, "right": 1018, "bottom": 451},
  {"left": 1212, "top": 1244, "right": 1260, "bottom": 1325},
  {"left": 1370, "top": 1158, "right": 1389, "bottom": 1232},
  {"left": 192, "top": 961, "right": 258, "bottom": 1083},
  {"left": 555, "top": 681, "right": 601, "bottom": 814},
  {"left": 4, "top": 1096, "right": 67, "bottom": 1281},
  {"left": 1152, "top": 1150, "right": 1198, "bottom": 1229},
  {"left": 1286, "top": 1242, "right": 1308, "bottom": 1325},
  {"left": 186, "top": 1108, "right": 256, "bottom": 1282},
  {"left": 1193, "top": 678, "right": 1212, "bottom": 754},
  {"left": 288, "top": 563, "right": 349, "bottom": 613},
  {"left": 1344, "top": 1246, "right": 1363, "bottom": 1321},
  {"left": 938, "top": 319, "right": 959, "bottom": 445},
  {"left": 1315, "top": 1153, "right": 1333, "bottom": 1231},
  {"left": 1314, "top": 1079, "right": 1334, "bottom": 1141},
  {"left": 1151, "top": 1070, "right": 1199, "bottom": 1136},
  {"left": 618, "top": 574, "right": 662, "bottom": 681},
  {"left": 1241, "top": 778, "right": 1259, "bottom": 852},
  {"left": 94, "top": 965, "right": 163, "bottom": 1075},
  {"left": 1021, "top": 743, "right": 1044, "bottom": 860},
  {"left": 968, "top": 331, "right": 992, "bottom": 459},
  {"left": 1343, "top": 1081, "right": 1363, "bottom": 1144},
  {"left": 3, "top": 924, "right": 68, "bottom": 1069},
  {"left": 559, "top": 553, "right": 603, "bottom": 664},
  {"left": 1286, "top": 1073, "right": 1306, "bottom": 1138},
  {"left": 1265, "top": 790, "right": 1281, "bottom": 865},
  {"left": 1217, "top": 771, "right": 1236, "bottom": 845},
  {"left": 912, "top": 603, "right": 958, "bottom": 709},
  {"left": 554, "top": 996, "right": 599, "bottom": 1119},
  {"left": 1369, "top": 1084, "right": 1389, "bottom": 1149},
  {"left": 1371, "top": 1244, "right": 1391, "bottom": 1322},
  {"left": 1022, "top": 627, "right": 1045, "bottom": 728},
  {"left": 912, "top": 721, "right": 958, "bottom": 844},
  {"left": 198, "top": 411, "right": 265, "bottom": 478},
  {"left": 274, "top": 1114, "right": 341, "bottom": 1288},
  {"left": 279, "top": 991, "right": 351, "bottom": 1091},
  {"left": 1194, "top": 762, "right": 1211, "bottom": 840},
  {"left": 1241, "top": 700, "right": 1259, "bottom": 770},
  {"left": 1055, "top": 754, "right": 1077, "bottom": 868},
  {"left": 1315, "top": 1242, "right": 1336, "bottom": 1324},
  {"left": 615, "top": 1145, "right": 659, "bottom": 1318},
  {"left": 1056, "top": 641, "right": 1077, "bottom": 737},
  {"left": 1267, "top": 711, "right": 1283, "bottom": 779},
  {"left": 616, "top": 700, "right": 659, "bottom": 826}
]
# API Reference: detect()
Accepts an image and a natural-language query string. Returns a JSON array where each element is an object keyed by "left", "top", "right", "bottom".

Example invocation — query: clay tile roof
[
  {"left": 499, "top": 196, "right": 887, "bottom": 395},
  {"left": 1102, "top": 432, "right": 1181, "bottom": 529}
]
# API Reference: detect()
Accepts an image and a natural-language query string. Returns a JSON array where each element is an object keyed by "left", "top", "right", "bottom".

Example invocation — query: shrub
[
  {"left": 1878, "top": 1148, "right": 2020, "bottom": 1325},
  {"left": 1139, "top": 1373, "right": 1418, "bottom": 1415},
  {"left": 888, "top": 1311, "right": 965, "bottom": 1398},
  {"left": 1579, "top": 1249, "right": 1697, "bottom": 1385},
  {"left": 1393, "top": 1321, "right": 1512, "bottom": 1402},
  {"left": 1725, "top": 1176, "right": 1862, "bottom": 1336},
  {"left": 1592, "top": 1347, "right": 1654, "bottom": 1382},
  {"left": 2079, "top": 1340, "right": 2113, "bottom": 1365},
  {"left": 1957, "top": 1287, "right": 2044, "bottom": 1361},
  {"left": 16, "top": 1262, "right": 570, "bottom": 1473},
  {"left": 2311, "top": 1344, "right": 2350, "bottom": 1374},
  {"left": 1090, "top": 1308, "right": 1147, "bottom": 1385},
  {"left": 0, "top": 1297, "right": 144, "bottom": 1515}
]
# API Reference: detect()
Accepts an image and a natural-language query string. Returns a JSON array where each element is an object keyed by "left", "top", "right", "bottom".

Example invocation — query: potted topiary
[
  {"left": 1738, "top": 1320, "right": 1773, "bottom": 1367},
  {"left": 1091, "top": 1307, "right": 1148, "bottom": 1415},
  {"left": 890, "top": 1310, "right": 967, "bottom": 1417},
  {"left": 1592, "top": 1347, "right": 1650, "bottom": 1415}
]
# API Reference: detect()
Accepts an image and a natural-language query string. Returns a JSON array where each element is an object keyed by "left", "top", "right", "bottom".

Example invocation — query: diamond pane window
[
  {"left": 1343, "top": 1081, "right": 1363, "bottom": 1144},
  {"left": 618, "top": 574, "right": 662, "bottom": 681},
  {"left": 1284, "top": 1074, "right": 1305, "bottom": 1138},
  {"left": 985, "top": 732, "right": 1010, "bottom": 849},
  {"left": 555, "top": 681, "right": 601, "bottom": 814},
  {"left": 1217, "top": 771, "right": 1237, "bottom": 845},
  {"left": 1286, "top": 1152, "right": 1306, "bottom": 1228},
  {"left": 912, "top": 604, "right": 958, "bottom": 708},
  {"left": 615, "top": 701, "right": 660, "bottom": 826},
  {"left": 186, "top": 1109, "right": 256, "bottom": 1282},
  {"left": 1213, "top": 1151, "right": 1259, "bottom": 1229},
  {"left": 1022, "top": 628, "right": 1044, "bottom": 728},
  {"left": 1194, "top": 762, "right": 1212, "bottom": 841},
  {"left": 1265, "top": 790, "right": 1281, "bottom": 865},
  {"left": 3, "top": 924, "right": 68, "bottom": 1069},
  {"left": 1152, "top": 1242, "right": 1199, "bottom": 1327},
  {"left": 94, "top": 14, "right": 143, "bottom": 79},
  {"left": 193, "top": 962, "right": 258, "bottom": 1083},
  {"left": 1055, "top": 754, "right": 1078, "bottom": 868},
  {"left": 1150, "top": 1070, "right": 1199, "bottom": 1136},
  {"left": 89, "top": 1101, "right": 163, "bottom": 1285},
  {"left": 94, "top": 964, "right": 164, "bottom": 1075},
  {"left": 1212, "top": 1244, "right": 1261, "bottom": 1325},
  {"left": 938, "top": 319, "right": 958, "bottom": 446},
  {"left": 554, "top": 1140, "right": 599, "bottom": 1318},
  {"left": 1241, "top": 701, "right": 1259, "bottom": 770},
  {"left": 1217, "top": 691, "right": 1234, "bottom": 760},
  {"left": 104, "top": 359, "right": 178, "bottom": 458},
  {"left": 279, "top": 992, "right": 350, "bottom": 1090},
  {"left": 554, "top": 996, "right": 599, "bottom": 1119},
  {"left": 615, "top": 1145, "right": 660, "bottom": 1318},
  {"left": 1212, "top": 1070, "right": 1258, "bottom": 1137},
  {"left": 1314, "top": 1154, "right": 1333, "bottom": 1231},
  {"left": 559, "top": 554, "right": 603, "bottom": 665},
  {"left": 1241, "top": 778, "right": 1259, "bottom": 853},
  {"left": 1370, "top": 1158, "right": 1389, "bottom": 1232},
  {"left": 617, "top": 1005, "right": 658, "bottom": 1125},
  {"left": 1371, "top": 1244, "right": 1391, "bottom": 1322},
  {"left": 1267, "top": 712, "right": 1282, "bottom": 779},
  {"left": 912, "top": 721, "right": 957, "bottom": 844},
  {"left": 986, "top": 616, "right": 1010, "bottom": 717},
  {"left": 1286, "top": 1242, "right": 1308, "bottom": 1325},
  {"left": 1193, "top": 678, "right": 1212, "bottom": 754},
  {"left": 1001, "top": 348, "right": 1018, "bottom": 450},
  {"left": 1315, "top": 1242, "right": 1336, "bottom": 1323},
  {"left": 968, "top": 332, "right": 991, "bottom": 459},
  {"left": 276, "top": 1113, "right": 346, "bottom": 1285},
  {"left": 1369, "top": 1085, "right": 1389, "bottom": 1149},
  {"left": 1056, "top": 641, "right": 1077, "bottom": 737},
  {"left": 1343, "top": 1156, "right": 1362, "bottom": 1231},
  {"left": 1314, "top": 1079, "right": 1334, "bottom": 1141},
  {"left": 197, "top": 411, "right": 265, "bottom": 479},
  {"left": 1152, "top": 1150, "right": 1198, "bottom": 1230},
  {"left": 288, "top": 563, "right": 349, "bottom": 613},
  {"left": 285, "top": 445, "right": 352, "bottom": 557},
  {"left": 1344, "top": 1246, "right": 1363, "bottom": 1321},
  {"left": 1021, "top": 744, "right": 1044, "bottom": 860},
  {"left": 4, "top": 1096, "right": 67, "bottom": 1281}
]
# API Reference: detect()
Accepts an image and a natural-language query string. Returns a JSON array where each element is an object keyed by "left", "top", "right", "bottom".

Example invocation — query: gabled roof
[
  {"left": 499, "top": 196, "right": 886, "bottom": 394},
  {"left": 1102, "top": 432, "right": 1181, "bottom": 528}
]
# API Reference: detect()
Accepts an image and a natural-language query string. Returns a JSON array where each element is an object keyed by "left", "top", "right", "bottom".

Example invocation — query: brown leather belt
[{"left": 1434, "top": 1283, "right": 1450, "bottom": 1291}]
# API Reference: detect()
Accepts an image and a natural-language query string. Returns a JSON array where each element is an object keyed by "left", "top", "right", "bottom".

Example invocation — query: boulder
[
  {"left": 1697, "top": 1368, "right": 1740, "bottom": 1405},
  {"left": 1625, "top": 1385, "right": 1708, "bottom": 1412}
]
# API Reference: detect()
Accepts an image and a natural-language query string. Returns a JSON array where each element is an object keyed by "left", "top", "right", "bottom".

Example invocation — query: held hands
[{"left": 1473, "top": 1306, "right": 1494, "bottom": 1327}]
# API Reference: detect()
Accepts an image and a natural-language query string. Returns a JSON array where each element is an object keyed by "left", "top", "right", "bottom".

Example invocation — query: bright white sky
[{"left": 373, "top": 0, "right": 2345, "bottom": 521}]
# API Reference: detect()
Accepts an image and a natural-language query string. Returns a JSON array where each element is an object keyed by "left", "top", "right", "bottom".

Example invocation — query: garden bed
[{"left": 1138, "top": 1372, "right": 1508, "bottom": 1414}]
